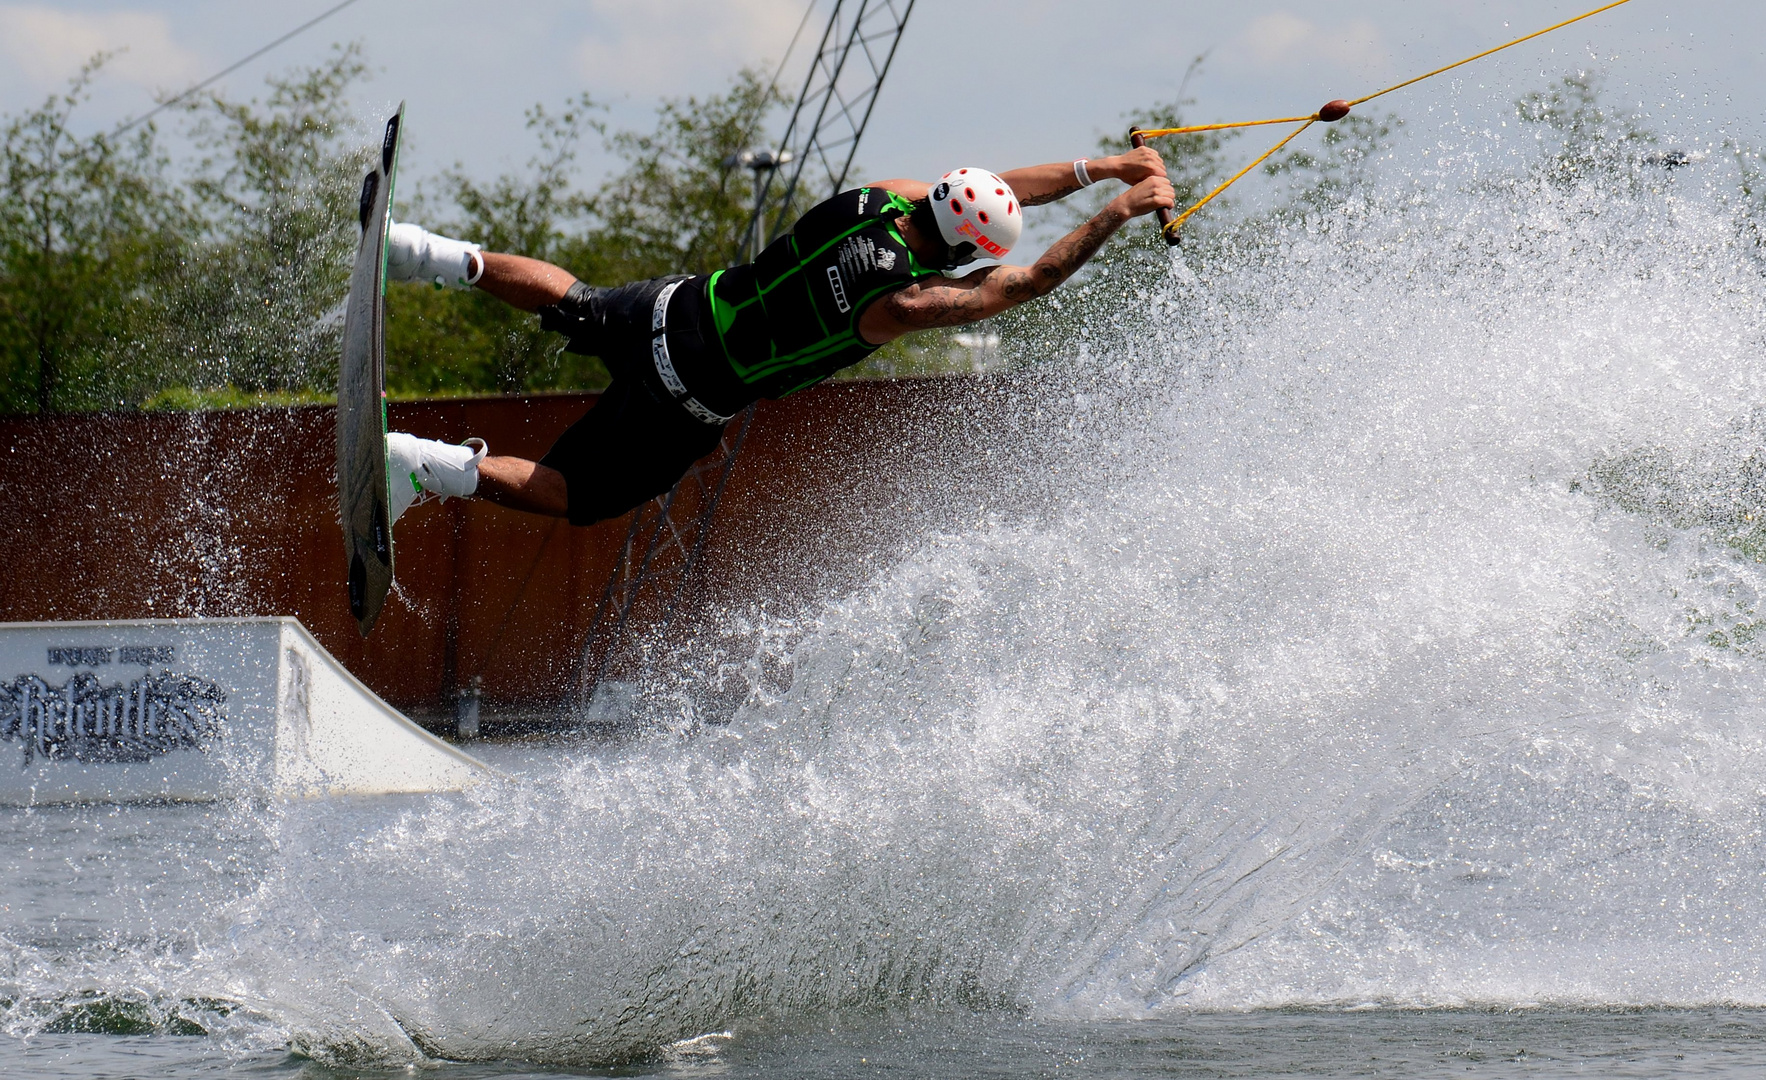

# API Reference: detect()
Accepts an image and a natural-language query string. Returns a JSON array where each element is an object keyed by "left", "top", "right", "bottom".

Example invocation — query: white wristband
[{"left": 1073, "top": 158, "right": 1094, "bottom": 188}]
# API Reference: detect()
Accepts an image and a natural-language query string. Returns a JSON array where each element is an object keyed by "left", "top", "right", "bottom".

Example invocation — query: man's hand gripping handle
[{"left": 1129, "top": 129, "right": 1181, "bottom": 247}]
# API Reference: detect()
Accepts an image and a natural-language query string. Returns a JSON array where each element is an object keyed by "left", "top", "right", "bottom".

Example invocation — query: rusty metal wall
[{"left": 0, "top": 377, "right": 1003, "bottom": 719}]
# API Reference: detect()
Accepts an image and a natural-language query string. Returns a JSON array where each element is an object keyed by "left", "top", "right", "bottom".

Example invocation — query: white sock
[{"left": 386, "top": 223, "right": 484, "bottom": 289}]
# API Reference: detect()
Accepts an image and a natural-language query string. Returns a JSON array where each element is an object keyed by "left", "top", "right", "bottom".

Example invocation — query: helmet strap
[{"left": 907, "top": 198, "right": 962, "bottom": 270}]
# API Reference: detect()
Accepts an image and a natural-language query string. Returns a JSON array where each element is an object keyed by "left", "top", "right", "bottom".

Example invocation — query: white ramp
[{"left": 0, "top": 618, "right": 491, "bottom": 806}]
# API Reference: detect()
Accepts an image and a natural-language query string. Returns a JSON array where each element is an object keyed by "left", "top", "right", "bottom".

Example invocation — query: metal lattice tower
[
  {"left": 564, "top": 0, "right": 915, "bottom": 721},
  {"left": 740, "top": 0, "right": 917, "bottom": 258}
]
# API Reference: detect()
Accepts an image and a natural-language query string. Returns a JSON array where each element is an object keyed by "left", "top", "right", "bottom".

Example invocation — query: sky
[{"left": 0, "top": 0, "right": 1758, "bottom": 214}]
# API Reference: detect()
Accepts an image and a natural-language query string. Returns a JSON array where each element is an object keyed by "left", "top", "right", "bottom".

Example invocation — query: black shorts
[{"left": 536, "top": 276, "right": 730, "bottom": 527}]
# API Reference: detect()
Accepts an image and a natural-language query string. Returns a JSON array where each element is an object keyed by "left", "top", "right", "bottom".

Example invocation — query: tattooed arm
[
  {"left": 863, "top": 144, "right": 1168, "bottom": 207},
  {"left": 998, "top": 145, "right": 1168, "bottom": 206},
  {"left": 858, "top": 174, "right": 1177, "bottom": 345}
]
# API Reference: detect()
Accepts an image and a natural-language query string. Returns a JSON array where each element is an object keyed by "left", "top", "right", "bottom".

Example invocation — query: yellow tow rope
[{"left": 1134, "top": 0, "right": 1636, "bottom": 240}]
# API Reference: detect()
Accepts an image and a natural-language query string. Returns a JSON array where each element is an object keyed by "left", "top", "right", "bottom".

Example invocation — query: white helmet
[{"left": 928, "top": 168, "right": 1021, "bottom": 267}]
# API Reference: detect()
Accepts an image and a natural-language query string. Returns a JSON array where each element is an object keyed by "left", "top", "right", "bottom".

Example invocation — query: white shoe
[
  {"left": 385, "top": 222, "right": 484, "bottom": 290},
  {"left": 386, "top": 433, "right": 488, "bottom": 524}
]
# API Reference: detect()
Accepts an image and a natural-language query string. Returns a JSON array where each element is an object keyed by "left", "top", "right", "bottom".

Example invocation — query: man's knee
[{"left": 536, "top": 281, "right": 605, "bottom": 355}]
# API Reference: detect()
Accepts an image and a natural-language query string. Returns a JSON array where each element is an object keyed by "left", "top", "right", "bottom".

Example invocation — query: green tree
[
  {"left": 1735, "top": 142, "right": 1766, "bottom": 261},
  {"left": 578, "top": 68, "right": 783, "bottom": 281},
  {"left": 386, "top": 94, "right": 601, "bottom": 395},
  {"left": 0, "top": 58, "right": 190, "bottom": 413},
  {"left": 1262, "top": 111, "right": 1400, "bottom": 214},
  {"left": 160, "top": 44, "right": 372, "bottom": 397},
  {"left": 1515, "top": 72, "right": 1657, "bottom": 186},
  {"left": 385, "top": 68, "right": 784, "bottom": 396}
]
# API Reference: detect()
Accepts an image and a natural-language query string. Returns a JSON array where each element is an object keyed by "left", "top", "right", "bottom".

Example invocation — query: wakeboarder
[{"left": 381, "top": 149, "right": 1176, "bottom": 527}]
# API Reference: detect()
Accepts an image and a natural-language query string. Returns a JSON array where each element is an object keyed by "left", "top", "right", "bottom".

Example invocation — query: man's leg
[
  {"left": 474, "top": 252, "right": 580, "bottom": 313},
  {"left": 465, "top": 253, "right": 588, "bottom": 518},
  {"left": 387, "top": 221, "right": 580, "bottom": 312},
  {"left": 474, "top": 455, "right": 569, "bottom": 517},
  {"left": 387, "top": 441, "right": 570, "bottom": 521},
  {"left": 382, "top": 230, "right": 584, "bottom": 519}
]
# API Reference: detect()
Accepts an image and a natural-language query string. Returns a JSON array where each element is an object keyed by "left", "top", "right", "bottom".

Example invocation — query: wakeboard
[{"left": 337, "top": 104, "right": 404, "bottom": 636}]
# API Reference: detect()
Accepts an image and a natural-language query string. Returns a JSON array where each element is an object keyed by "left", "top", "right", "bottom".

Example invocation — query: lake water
[
  {"left": 15, "top": 1006, "right": 1766, "bottom": 1077},
  {"left": 9, "top": 735, "right": 1766, "bottom": 1078}
]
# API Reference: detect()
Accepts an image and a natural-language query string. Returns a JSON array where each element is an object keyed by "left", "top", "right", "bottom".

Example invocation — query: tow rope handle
[{"left": 1129, "top": 128, "right": 1181, "bottom": 247}]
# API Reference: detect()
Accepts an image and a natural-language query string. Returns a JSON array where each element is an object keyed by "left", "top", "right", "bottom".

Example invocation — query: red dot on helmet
[
  {"left": 978, "top": 211, "right": 990, "bottom": 224},
  {"left": 1007, "top": 202, "right": 1016, "bottom": 214},
  {"left": 958, "top": 168, "right": 969, "bottom": 174},
  {"left": 964, "top": 187, "right": 976, "bottom": 200},
  {"left": 951, "top": 199, "right": 963, "bottom": 213},
  {"left": 995, "top": 188, "right": 1005, "bottom": 196}
]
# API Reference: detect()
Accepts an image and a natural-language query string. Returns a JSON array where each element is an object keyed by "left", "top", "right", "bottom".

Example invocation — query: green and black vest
[{"left": 671, "top": 187, "right": 943, "bottom": 411}]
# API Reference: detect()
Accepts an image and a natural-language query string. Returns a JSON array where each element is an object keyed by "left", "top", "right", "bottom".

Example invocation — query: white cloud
[
  {"left": 0, "top": 5, "right": 202, "bottom": 93},
  {"left": 573, "top": 0, "right": 807, "bottom": 95},
  {"left": 1229, "top": 12, "right": 1389, "bottom": 79}
]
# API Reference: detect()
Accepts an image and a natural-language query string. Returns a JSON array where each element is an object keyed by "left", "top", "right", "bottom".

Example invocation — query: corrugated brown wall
[{"left": 0, "top": 377, "right": 1009, "bottom": 720}]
